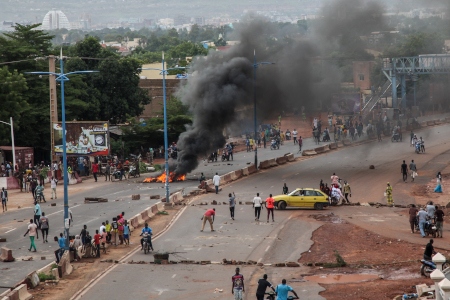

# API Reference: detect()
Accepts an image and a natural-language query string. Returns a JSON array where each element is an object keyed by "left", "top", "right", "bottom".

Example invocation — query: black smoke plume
[{"left": 175, "top": 0, "right": 386, "bottom": 175}]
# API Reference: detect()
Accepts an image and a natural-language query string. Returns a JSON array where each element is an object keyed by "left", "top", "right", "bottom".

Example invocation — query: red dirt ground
[{"left": 299, "top": 213, "right": 448, "bottom": 300}]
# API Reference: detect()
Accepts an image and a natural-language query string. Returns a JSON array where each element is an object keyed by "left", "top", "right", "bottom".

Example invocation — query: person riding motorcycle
[
  {"left": 419, "top": 137, "right": 425, "bottom": 152},
  {"left": 140, "top": 223, "right": 153, "bottom": 251},
  {"left": 424, "top": 239, "right": 436, "bottom": 260}
]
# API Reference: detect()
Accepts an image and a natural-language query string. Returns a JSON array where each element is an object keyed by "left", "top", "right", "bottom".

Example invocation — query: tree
[
  {"left": 94, "top": 57, "right": 150, "bottom": 124},
  {"left": 0, "top": 67, "right": 28, "bottom": 145}
]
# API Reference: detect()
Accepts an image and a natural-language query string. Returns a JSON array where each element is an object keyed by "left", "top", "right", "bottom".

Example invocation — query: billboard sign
[
  {"left": 331, "top": 93, "right": 361, "bottom": 115},
  {"left": 53, "top": 121, "right": 109, "bottom": 156}
]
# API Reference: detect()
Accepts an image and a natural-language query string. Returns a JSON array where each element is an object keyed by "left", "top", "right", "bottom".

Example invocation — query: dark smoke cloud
[{"left": 175, "top": 0, "right": 386, "bottom": 175}]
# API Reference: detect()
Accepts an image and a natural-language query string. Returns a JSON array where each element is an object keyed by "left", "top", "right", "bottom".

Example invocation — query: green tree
[
  {"left": 94, "top": 57, "right": 150, "bottom": 123},
  {"left": 0, "top": 67, "right": 29, "bottom": 144}
]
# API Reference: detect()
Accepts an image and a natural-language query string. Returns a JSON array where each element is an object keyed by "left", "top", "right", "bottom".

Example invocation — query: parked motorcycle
[
  {"left": 391, "top": 132, "right": 401, "bottom": 142},
  {"left": 129, "top": 165, "right": 140, "bottom": 178},
  {"left": 270, "top": 139, "right": 279, "bottom": 150}
]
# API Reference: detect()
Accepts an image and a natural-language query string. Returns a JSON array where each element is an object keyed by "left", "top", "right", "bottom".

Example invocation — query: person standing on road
[
  {"left": 24, "top": 219, "right": 38, "bottom": 252},
  {"left": 94, "top": 230, "right": 101, "bottom": 258},
  {"left": 418, "top": 208, "right": 428, "bottom": 237},
  {"left": 408, "top": 204, "right": 418, "bottom": 234},
  {"left": 292, "top": 129, "right": 298, "bottom": 144},
  {"left": 105, "top": 162, "right": 111, "bottom": 181},
  {"left": 123, "top": 220, "right": 130, "bottom": 245},
  {"left": 80, "top": 225, "right": 87, "bottom": 248},
  {"left": 105, "top": 220, "right": 112, "bottom": 243},
  {"left": 410, "top": 130, "right": 414, "bottom": 147},
  {"left": 50, "top": 176, "right": 58, "bottom": 199},
  {"left": 253, "top": 193, "right": 263, "bottom": 221},
  {"left": 1, "top": 187, "right": 7, "bottom": 212},
  {"left": 409, "top": 160, "right": 417, "bottom": 182},
  {"left": 201, "top": 208, "right": 215, "bottom": 232},
  {"left": 39, "top": 212, "right": 49, "bottom": 243},
  {"left": 436, "top": 205, "right": 445, "bottom": 238},
  {"left": 231, "top": 267, "right": 245, "bottom": 300},
  {"left": 401, "top": 160, "right": 408, "bottom": 182},
  {"left": 34, "top": 201, "right": 42, "bottom": 228},
  {"left": 275, "top": 279, "right": 299, "bottom": 300},
  {"left": 282, "top": 183, "right": 289, "bottom": 195},
  {"left": 298, "top": 136, "right": 303, "bottom": 152},
  {"left": 256, "top": 274, "right": 276, "bottom": 300},
  {"left": 92, "top": 161, "right": 99, "bottom": 182},
  {"left": 265, "top": 194, "right": 275, "bottom": 223},
  {"left": 343, "top": 181, "right": 351, "bottom": 204},
  {"left": 228, "top": 193, "right": 236, "bottom": 220},
  {"left": 385, "top": 183, "right": 393, "bottom": 206},
  {"left": 213, "top": 173, "right": 220, "bottom": 194}
]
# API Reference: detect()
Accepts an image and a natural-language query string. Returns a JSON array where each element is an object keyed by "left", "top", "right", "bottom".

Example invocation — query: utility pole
[{"left": 49, "top": 55, "right": 58, "bottom": 164}]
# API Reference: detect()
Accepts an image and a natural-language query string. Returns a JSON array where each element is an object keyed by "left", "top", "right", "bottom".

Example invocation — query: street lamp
[
  {"left": 26, "top": 49, "right": 98, "bottom": 250},
  {"left": 253, "top": 50, "right": 275, "bottom": 168},
  {"left": 139, "top": 52, "right": 186, "bottom": 204},
  {"left": 0, "top": 117, "right": 16, "bottom": 173}
]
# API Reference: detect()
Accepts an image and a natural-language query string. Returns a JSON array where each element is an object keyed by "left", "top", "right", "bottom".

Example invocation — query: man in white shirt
[
  {"left": 253, "top": 193, "right": 263, "bottom": 221},
  {"left": 292, "top": 129, "right": 298, "bottom": 145},
  {"left": 213, "top": 173, "right": 220, "bottom": 194},
  {"left": 50, "top": 177, "right": 58, "bottom": 199},
  {"left": 52, "top": 161, "right": 58, "bottom": 178},
  {"left": 100, "top": 222, "right": 106, "bottom": 235}
]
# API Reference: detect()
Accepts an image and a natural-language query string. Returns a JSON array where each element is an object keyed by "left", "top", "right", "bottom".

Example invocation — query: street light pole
[
  {"left": 26, "top": 49, "right": 97, "bottom": 250},
  {"left": 162, "top": 52, "right": 170, "bottom": 205},
  {"left": 252, "top": 50, "right": 275, "bottom": 169},
  {"left": 139, "top": 53, "right": 186, "bottom": 204},
  {"left": 0, "top": 118, "right": 16, "bottom": 171}
]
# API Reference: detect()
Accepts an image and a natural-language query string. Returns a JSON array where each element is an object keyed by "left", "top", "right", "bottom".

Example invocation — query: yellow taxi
[{"left": 273, "top": 188, "right": 329, "bottom": 210}]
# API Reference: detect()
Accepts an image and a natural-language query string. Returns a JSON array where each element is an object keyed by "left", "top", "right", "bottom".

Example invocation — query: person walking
[
  {"left": 40, "top": 212, "right": 49, "bottom": 243},
  {"left": 228, "top": 192, "right": 236, "bottom": 220},
  {"left": 343, "top": 181, "right": 351, "bottom": 204},
  {"left": 282, "top": 183, "right": 288, "bottom": 195},
  {"left": 253, "top": 193, "right": 263, "bottom": 221},
  {"left": 298, "top": 136, "right": 302, "bottom": 152},
  {"left": 385, "top": 182, "right": 393, "bottom": 206},
  {"left": 401, "top": 160, "right": 408, "bottom": 182},
  {"left": 92, "top": 161, "right": 99, "bottom": 182},
  {"left": 417, "top": 207, "right": 428, "bottom": 237},
  {"left": 435, "top": 172, "right": 443, "bottom": 193},
  {"left": 200, "top": 208, "right": 215, "bottom": 232},
  {"left": 265, "top": 194, "right": 275, "bottom": 223},
  {"left": 256, "top": 274, "right": 276, "bottom": 300},
  {"left": 24, "top": 219, "right": 38, "bottom": 252},
  {"left": 213, "top": 173, "right": 220, "bottom": 194},
  {"left": 34, "top": 201, "right": 42, "bottom": 228},
  {"left": 426, "top": 201, "right": 436, "bottom": 220},
  {"left": 1, "top": 187, "right": 7, "bottom": 212},
  {"left": 275, "top": 279, "right": 299, "bottom": 300},
  {"left": 408, "top": 204, "right": 418, "bottom": 233},
  {"left": 50, "top": 176, "right": 58, "bottom": 199},
  {"left": 55, "top": 233, "right": 66, "bottom": 263},
  {"left": 409, "top": 160, "right": 417, "bottom": 182},
  {"left": 436, "top": 205, "right": 445, "bottom": 238},
  {"left": 231, "top": 267, "right": 245, "bottom": 300}
]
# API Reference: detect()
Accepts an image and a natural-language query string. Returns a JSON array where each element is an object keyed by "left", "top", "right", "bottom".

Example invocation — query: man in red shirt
[
  {"left": 201, "top": 208, "right": 215, "bottom": 232},
  {"left": 92, "top": 161, "right": 99, "bottom": 182},
  {"left": 94, "top": 229, "right": 101, "bottom": 257},
  {"left": 265, "top": 194, "right": 275, "bottom": 223}
]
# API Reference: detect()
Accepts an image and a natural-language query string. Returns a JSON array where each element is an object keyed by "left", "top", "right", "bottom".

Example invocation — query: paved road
[
  {"left": 76, "top": 121, "right": 450, "bottom": 299},
  {"left": 1, "top": 113, "right": 448, "bottom": 295}
]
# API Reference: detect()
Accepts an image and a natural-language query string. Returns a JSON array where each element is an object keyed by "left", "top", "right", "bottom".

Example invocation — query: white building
[{"left": 42, "top": 10, "right": 71, "bottom": 30}]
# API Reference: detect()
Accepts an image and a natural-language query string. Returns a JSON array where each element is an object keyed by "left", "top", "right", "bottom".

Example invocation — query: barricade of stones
[
  {"left": 123, "top": 259, "right": 300, "bottom": 267},
  {"left": 84, "top": 197, "right": 108, "bottom": 203}
]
